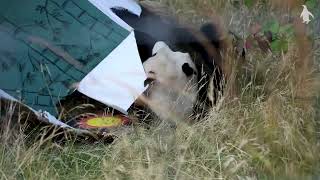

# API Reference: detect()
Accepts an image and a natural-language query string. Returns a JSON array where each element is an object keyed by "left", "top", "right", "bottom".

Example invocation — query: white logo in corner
[{"left": 300, "top": 5, "right": 314, "bottom": 24}]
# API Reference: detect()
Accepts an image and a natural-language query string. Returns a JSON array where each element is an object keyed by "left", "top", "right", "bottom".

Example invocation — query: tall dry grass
[{"left": 0, "top": 0, "right": 320, "bottom": 179}]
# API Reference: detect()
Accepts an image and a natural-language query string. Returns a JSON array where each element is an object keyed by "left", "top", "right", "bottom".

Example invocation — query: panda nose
[
  {"left": 144, "top": 77, "right": 156, "bottom": 87},
  {"left": 144, "top": 71, "right": 156, "bottom": 87}
]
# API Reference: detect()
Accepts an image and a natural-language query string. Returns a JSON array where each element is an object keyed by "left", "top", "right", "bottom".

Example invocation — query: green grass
[{"left": 1, "top": 0, "right": 320, "bottom": 179}]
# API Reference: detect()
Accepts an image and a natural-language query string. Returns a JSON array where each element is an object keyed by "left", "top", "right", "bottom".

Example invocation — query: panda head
[
  {"left": 140, "top": 41, "right": 198, "bottom": 121},
  {"left": 113, "top": 3, "right": 227, "bottom": 117},
  {"left": 144, "top": 41, "right": 197, "bottom": 87}
]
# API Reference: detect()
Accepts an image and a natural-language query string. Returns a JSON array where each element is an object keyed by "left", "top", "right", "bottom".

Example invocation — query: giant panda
[
  {"left": 138, "top": 41, "right": 199, "bottom": 121},
  {"left": 112, "top": 1, "right": 226, "bottom": 120}
]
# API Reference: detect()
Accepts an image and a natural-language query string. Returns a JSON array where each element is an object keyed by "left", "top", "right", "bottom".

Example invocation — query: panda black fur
[{"left": 112, "top": 2, "right": 225, "bottom": 118}]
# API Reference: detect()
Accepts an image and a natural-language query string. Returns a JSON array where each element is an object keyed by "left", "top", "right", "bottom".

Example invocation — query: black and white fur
[
  {"left": 112, "top": 2, "right": 225, "bottom": 119},
  {"left": 140, "top": 41, "right": 198, "bottom": 120}
]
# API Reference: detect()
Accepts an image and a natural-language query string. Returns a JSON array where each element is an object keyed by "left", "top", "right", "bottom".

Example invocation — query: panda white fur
[
  {"left": 113, "top": 1, "right": 225, "bottom": 120},
  {"left": 140, "top": 41, "right": 198, "bottom": 120}
]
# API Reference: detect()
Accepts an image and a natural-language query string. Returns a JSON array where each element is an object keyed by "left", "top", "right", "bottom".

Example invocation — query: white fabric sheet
[{"left": 78, "top": 32, "right": 147, "bottom": 114}]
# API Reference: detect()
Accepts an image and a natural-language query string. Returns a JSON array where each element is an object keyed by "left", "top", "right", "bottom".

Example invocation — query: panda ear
[
  {"left": 152, "top": 41, "right": 169, "bottom": 55},
  {"left": 182, "top": 63, "right": 196, "bottom": 77},
  {"left": 200, "top": 23, "right": 221, "bottom": 49}
]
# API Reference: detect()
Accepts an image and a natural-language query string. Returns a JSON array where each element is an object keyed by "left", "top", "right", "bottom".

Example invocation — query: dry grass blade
[{"left": 0, "top": 0, "right": 320, "bottom": 179}]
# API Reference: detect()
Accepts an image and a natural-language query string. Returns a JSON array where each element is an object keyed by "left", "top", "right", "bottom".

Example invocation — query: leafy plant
[
  {"left": 244, "top": 0, "right": 256, "bottom": 8},
  {"left": 245, "top": 19, "right": 295, "bottom": 54},
  {"left": 305, "top": 0, "right": 317, "bottom": 9}
]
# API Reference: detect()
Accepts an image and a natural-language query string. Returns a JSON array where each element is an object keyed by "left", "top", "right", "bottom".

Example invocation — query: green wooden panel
[{"left": 0, "top": 0, "right": 130, "bottom": 115}]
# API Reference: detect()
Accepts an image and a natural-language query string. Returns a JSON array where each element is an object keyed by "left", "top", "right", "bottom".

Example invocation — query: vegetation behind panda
[{"left": 113, "top": 0, "right": 226, "bottom": 120}]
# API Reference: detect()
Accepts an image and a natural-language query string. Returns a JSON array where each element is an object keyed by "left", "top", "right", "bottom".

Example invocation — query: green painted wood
[{"left": 0, "top": 0, "right": 129, "bottom": 115}]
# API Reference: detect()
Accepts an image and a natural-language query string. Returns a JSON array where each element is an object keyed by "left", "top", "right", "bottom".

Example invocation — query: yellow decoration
[{"left": 86, "top": 117, "right": 122, "bottom": 127}]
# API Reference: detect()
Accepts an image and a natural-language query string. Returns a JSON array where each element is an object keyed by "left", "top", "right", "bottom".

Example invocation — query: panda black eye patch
[{"left": 182, "top": 63, "right": 196, "bottom": 77}]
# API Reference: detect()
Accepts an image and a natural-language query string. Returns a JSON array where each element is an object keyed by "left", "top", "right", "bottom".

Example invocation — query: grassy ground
[{"left": 1, "top": 0, "right": 320, "bottom": 179}]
